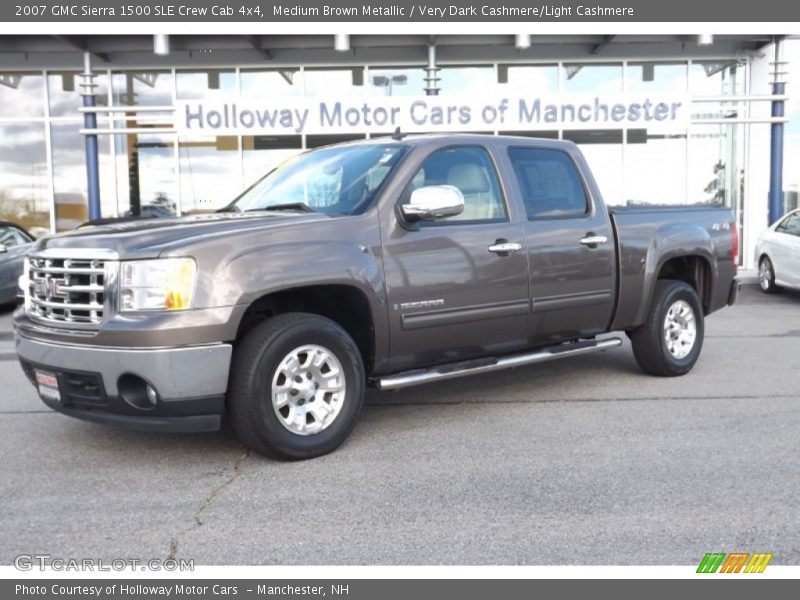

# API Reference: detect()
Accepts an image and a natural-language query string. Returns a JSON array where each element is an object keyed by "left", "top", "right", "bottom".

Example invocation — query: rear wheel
[
  {"left": 759, "top": 256, "right": 780, "bottom": 294},
  {"left": 631, "top": 280, "right": 704, "bottom": 377},
  {"left": 228, "top": 313, "right": 365, "bottom": 459}
]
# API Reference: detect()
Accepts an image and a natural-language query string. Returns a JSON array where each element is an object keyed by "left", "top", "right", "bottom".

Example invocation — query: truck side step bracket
[{"left": 374, "top": 337, "right": 623, "bottom": 391}]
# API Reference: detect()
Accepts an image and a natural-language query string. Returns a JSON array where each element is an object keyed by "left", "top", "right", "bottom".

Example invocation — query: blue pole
[
  {"left": 768, "top": 81, "right": 785, "bottom": 225},
  {"left": 82, "top": 53, "right": 101, "bottom": 222}
]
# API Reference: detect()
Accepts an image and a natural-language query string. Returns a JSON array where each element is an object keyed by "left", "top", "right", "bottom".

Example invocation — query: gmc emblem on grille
[{"left": 33, "top": 276, "right": 68, "bottom": 299}]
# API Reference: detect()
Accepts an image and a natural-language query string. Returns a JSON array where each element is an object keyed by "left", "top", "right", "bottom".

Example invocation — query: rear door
[
  {"left": 505, "top": 145, "right": 615, "bottom": 344},
  {"left": 381, "top": 144, "right": 530, "bottom": 371}
]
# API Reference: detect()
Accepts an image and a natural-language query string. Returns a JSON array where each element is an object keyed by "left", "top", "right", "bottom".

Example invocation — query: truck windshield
[{"left": 231, "top": 143, "right": 408, "bottom": 216}]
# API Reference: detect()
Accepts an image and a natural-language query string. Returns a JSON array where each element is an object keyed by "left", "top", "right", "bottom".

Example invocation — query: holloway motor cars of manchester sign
[{"left": 175, "top": 93, "right": 689, "bottom": 136}]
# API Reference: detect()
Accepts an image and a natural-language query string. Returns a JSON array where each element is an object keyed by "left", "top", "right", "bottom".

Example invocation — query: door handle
[
  {"left": 579, "top": 235, "right": 608, "bottom": 247},
  {"left": 488, "top": 241, "right": 523, "bottom": 256}
]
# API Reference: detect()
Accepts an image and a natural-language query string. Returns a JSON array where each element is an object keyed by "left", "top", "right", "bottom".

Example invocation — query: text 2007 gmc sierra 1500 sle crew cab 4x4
[{"left": 13, "top": 135, "right": 739, "bottom": 459}]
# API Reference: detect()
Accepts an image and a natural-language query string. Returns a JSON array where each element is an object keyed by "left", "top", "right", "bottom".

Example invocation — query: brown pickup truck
[{"left": 13, "top": 134, "right": 739, "bottom": 459}]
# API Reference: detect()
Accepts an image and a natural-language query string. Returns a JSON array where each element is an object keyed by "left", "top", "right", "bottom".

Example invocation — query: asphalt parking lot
[{"left": 1, "top": 284, "right": 799, "bottom": 566}]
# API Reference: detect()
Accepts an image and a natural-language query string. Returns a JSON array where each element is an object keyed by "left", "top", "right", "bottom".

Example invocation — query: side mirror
[
  {"left": 400, "top": 185, "right": 465, "bottom": 222},
  {"left": 0, "top": 244, "right": 7, "bottom": 254}
]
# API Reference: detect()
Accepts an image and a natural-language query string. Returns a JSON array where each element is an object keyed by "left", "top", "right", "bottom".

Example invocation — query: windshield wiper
[
  {"left": 216, "top": 203, "right": 240, "bottom": 213},
  {"left": 246, "top": 202, "right": 316, "bottom": 213}
]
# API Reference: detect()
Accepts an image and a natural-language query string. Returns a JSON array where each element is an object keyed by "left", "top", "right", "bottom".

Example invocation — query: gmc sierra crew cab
[{"left": 13, "top": 134, "right": 739, "bottom": 459}]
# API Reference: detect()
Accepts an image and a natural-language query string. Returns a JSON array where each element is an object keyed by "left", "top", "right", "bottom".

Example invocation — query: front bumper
[{"left": 15, "top": 334, "right": 232, "bottom": 432}]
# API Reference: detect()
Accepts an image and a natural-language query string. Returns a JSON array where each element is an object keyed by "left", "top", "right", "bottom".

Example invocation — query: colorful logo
[{"left": 697, "top": 552, "right": 773, "bottom": 573}]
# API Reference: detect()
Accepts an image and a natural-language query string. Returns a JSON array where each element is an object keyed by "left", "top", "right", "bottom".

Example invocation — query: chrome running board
[{"left": 374, "top": 337, "right": 623, "bottom": 391}]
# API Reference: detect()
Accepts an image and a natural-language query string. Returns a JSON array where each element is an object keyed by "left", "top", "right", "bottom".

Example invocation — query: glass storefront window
[
  {"left": 626, "top": 62, "right": 687, "bottom": 93},
  {"left": 367, "top": 67, "right": 426, "bottom": 96},
  {"left": 51, "top": 122, "right": 115, "bottom": 230},
  {"left": 562, "top": 63, "right": 622, "bottom": 93},
  {"left": 242, "top": 135, "right": 302, "bottom": 189},
  {"left": 499, "top": 64, "right": 558, "bottom": 93},
  {"left": 0, "top": 72, "right": 44, "bottom": 118},
  {"left": 177, "top": 69, "right": 236, "bottom": 100},
  {"left": 439, "top": 66, "right": 495, "bottom": 95},
  {"left": 48, "top": 71, "right": 109, "bottom": 117},
  {"left": 304, "top": 68, "right": 365, "bottom": 97},
  {"left": 0, "top": 122, "right": 49, "bottom": 233},
  {"left": 114, "top": 133, "right": 176, "bottom": 218},
  {"left": 689, "top": 61, "right": 745, "bottom": 96},
  {"left": 112, "top": 70, "right": 174, "bottom": 107},
  {"left": 688, "top": 124, "right": 744, "bottom": 208},
  {"left": 564, "top": 129, "right": 623, "bottom": 205},
  {"left": 178, "top": 135, "right": 241, "bottom": 213},
  {"left": 624, "top": 130, "right": 687, "bottom": 205},
  {"left": 241, "top": 69, "right": 301, "bottom": 99}
]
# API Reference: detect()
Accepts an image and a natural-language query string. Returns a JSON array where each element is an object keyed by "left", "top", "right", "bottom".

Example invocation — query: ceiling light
[
  {"left": 515, "top": 34, "right": 531, "bottom": 50},
  {"left": 698, "top": 34, "right": 714, "bottom": 46},
  {"left": 154, "top": 34, "right": 170, "bottom": 56},
  {"left": 334, "top": 34, "right": 350, "bottom": 52}
]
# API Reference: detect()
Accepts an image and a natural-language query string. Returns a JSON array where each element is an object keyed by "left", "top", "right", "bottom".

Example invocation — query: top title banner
[{"left": 3, "top": 0, "right": 800, "bottom": 22}]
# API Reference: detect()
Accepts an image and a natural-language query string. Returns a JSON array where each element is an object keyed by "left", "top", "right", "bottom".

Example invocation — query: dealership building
[{"left": 0, "top": 34, "right": 797, "bottom": 268}]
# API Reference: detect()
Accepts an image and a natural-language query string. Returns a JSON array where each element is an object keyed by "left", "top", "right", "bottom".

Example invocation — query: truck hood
[{"left": 35, "top": 211, "right": 329, "bottom": 258}]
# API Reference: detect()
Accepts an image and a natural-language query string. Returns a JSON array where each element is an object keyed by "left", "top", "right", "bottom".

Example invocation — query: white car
[{"left": 756, "top": 208, "right": 800, "bottom": 293}]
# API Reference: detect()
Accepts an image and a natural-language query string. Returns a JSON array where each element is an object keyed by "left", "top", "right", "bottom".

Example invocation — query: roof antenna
[{"left": 391, "top": 126, "right": 405, "bottom": 141}]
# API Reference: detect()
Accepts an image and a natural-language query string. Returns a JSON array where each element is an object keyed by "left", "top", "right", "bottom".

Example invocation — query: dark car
[{"left": 0, "top": 221, "right": 35, "bottom": 305}]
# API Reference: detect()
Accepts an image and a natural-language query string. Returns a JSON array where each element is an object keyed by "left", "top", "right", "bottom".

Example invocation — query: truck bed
[{"left": 608, "top": 204, "right": 738, "bottom": 331}]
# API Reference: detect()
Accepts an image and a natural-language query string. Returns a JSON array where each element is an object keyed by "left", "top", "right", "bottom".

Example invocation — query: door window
[
  {"left": 508, "top": 147, "right": 590, "bottom": 219},
  {"left": 0, "top": 225, "right": 30, "bottom": 247},
  {"left": 403, "top": 146, "right": 506, "bottom": 223},
  {"left": 777, "top": 213, "right": 800, "bottom": 236}
]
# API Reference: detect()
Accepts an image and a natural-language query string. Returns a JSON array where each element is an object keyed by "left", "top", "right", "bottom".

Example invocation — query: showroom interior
[{"left": 0, "top": 34, "right": 796, "bottom": 268}]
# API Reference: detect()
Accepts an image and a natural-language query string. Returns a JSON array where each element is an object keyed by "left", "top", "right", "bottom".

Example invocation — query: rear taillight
[{"left": 731, "top": 223, "right": 739, "bottom": 269}]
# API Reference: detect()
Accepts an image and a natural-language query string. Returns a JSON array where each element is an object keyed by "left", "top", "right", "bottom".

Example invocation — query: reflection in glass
[
  {"left": 367, "top": 68, "right": 425, "bottom": 96},
  {"left": 564, "top": 129, "right": 623, "bottom": 205},
  {"left": 51, "top": 122, "right": 115, "bottom": 230},
  {"left": 242, "top": 135, "right": 302, "bottom": 189},
  {"left": 304, "top": 68, "right": 365, "bottom": 97},
  {"left": 689, "top": 61, "right": 745, "bottom": 96},
  {"left": 626, "top": 62, "right": 687, "bottom": 93},
  {"left": 439, "top": 66, "right": 495, "bottom": 95},
  {"left": 0, "top": 72, "right": 44, "bottom": 118},
  {"left": 114, "top": 133, "right": 176, "bottom": 218},
  {"left": 48, "top": 71, "right": 109, "bottom": 117},
  {"left": 179, "top": 136, "right": 241, "bottom": 213},
  {"left": 177, "top": 69, "right": 236, "bottom": 100},
  {"left": 624, "top": 130, "right": 687, "bottom": 205},
  {"left": 0, "top": 122, "right": 49, "bottom": 232},
  {"left": 233, "top": 143, "right": 407, "bottom": 216},
  {"left": 241, "top": 69, "right": 301, "bottom": 98},
  {"left": 688, "top": 124, "right": 744, "bottom": 208},
  {"left": 112, "top": 70, "right": 174, "bottom": 107},
  {"left": 499, "top": 64, "right": 558, "bottom": 93},
  {"left": 562, "top": 63, "right": 622, "bottom": 93}
]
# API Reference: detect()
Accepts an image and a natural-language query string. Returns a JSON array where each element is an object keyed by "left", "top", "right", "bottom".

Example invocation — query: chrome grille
[{"left": 26, "top": 253, "right": 110, "bottom": 327}]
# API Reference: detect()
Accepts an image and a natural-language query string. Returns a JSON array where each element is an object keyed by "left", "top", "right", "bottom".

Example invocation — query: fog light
[
  {"left": 146, "top": 385, "right": 158, "bottom": 406},
  {"left": 118, "top": 374, "right": 158, "bottom": 411}
]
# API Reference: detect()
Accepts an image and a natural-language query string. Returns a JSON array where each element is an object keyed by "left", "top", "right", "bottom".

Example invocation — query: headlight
[{"left": 119, "top": 258, "right": 196, "bottom": 312}]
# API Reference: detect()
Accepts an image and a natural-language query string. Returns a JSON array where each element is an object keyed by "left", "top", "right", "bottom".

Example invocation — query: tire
[
  {"left": 759, "top": 256, "right": 780, "bottom": 294},
  {"left": 228, "top": 312, "right": 365, "bottom": 460},
  {"left": 630, "top": 280, "right": 704, "bottom": 377}
]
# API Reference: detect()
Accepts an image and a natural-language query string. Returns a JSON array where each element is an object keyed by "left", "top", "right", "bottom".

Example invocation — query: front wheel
[
  {"left": 630, "top": 280, "right": 704, "bottom": 377},
  {"left": 759, "top": 256, "right": 780, "bottom": 294},
  {"left": 228, "top": 313, "right": 365, "bottom": 460}
]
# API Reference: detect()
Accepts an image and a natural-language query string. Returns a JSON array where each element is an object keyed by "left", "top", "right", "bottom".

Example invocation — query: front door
[{"left": 381, "top": 145, "right": 530, "bottom": 371}]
